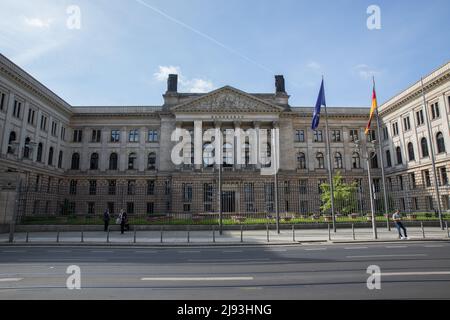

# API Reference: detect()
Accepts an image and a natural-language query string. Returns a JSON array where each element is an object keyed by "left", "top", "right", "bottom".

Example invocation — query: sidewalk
[{"left": 1, "top": 226, "right": 449, "bottom": 246}]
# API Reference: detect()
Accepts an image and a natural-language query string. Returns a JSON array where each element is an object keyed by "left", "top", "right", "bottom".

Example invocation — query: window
[
  {"left": 165, "top": 180, "right": 171, "bottom": 195},
  {"left": 35, "top": 175, "right": 40, "bottom": 192},
  {"left": 27, "top": 109, "right": 36, "bottom": 125},
  {"left": 127, "top": 202, "right": 134, "bottom": 215},
  {"left": 385, "top": 150, "right": 392, "bottom": 167},
  {"left": 7, "top": 131, "right": 16, "bottom": 154},
  {"left": 0, "top": 92, "right": 6, "bottom": 111},
  {"left": 352, "top": 152, "right": 361, "bottom": 169},
  {"left": 147, "top": 153, "right": 156, "bottom": 170},
  {"left": 436, "top": 132, "right": 446, "bottom": 154},
  {"left": 69, "top": 180, "right": 77, "bottom": 195},
  {"left": 40, "top": 115, "right": 47, "bottom": 131},
  {"left": 13, "top": 100, "right": 22, "bottom": 118},
  {"left": 91, "top": 129, "right": 101, "bottom": 143},
  {"left": 398, "top": 175, "right": 404, "bottom": 191},
  {"left": 147, "top": 202, "right": 154, "bottom": 215},
  {"left": 440, "top": 167, "right": 448, "bottom": 186},
  {"left": 23, "top": 137, "right": 31, "bottom": 159},
  {"left": 382, "top": 127, "right": 389, "bottom": 141},
  {"left": 243, "top": 183, "right": 254, "bottom": 212},
  {"left": 316, "top": 152, "right": 325, "bottom": 169},
  {"left": 204, "top": 183, "right": 214, "bottom": 212},
  {"left": 182, "top": 183, "right": 193, "bottom": 202},
  {"left": 60, "top": 127, "right": 66, "bottom": 141},
  {"left": 392, "top": 122, "right": 399, "bottom": 136},
  {"left": 416, "top": 110, "right": 424, "bottom": 126},
  {"left": 297, "top": 152, "right": 306, "bottom": 169},
  {"left": 430, "top": 102, "right": 440, "bottom": 119},
  {"left": 107, "top": 202, "right": 115, "bottom": 214},
  {"left": 71, "top": 153, "right": 80, "bottom": 170},
  {"left": 51, "top": 121, "right": 57, "bottom": 136},
  {"left": 58, "top": 151, "right": 63, "bottom": 169},
  {"left": 90, "top": 153, "right": 99, "bottom": 170},
  {"left": 423, "top": 170, "right": 431, "bottom": 187},
  {"left": 396, "top": 146, "right": 402, "bottom": 165},
  {"left": 370, "top": 152, "right": 378, "bottom": 169},
  {"left": 407, "top": 142, "right": 415, "bottom": 161},
  {"left": 373, "top": 179, "right": 381, "bottom": 192},
  {"left": 73, "top": 129, "right": 83, "bottom": 143},
  {"left": 129, "top": 129, "right": 139, "bottom": 142},
  {"left": 223, "top": 143, "right": 234, "bottom": 167},
  {"left": 147, "top": 180, "right": 155, "bottom": 195},
  {"left": 203, "top": 143, "right": 215, "bottom": 167},
  {"left": 318, "top": 179, "right": 326, "bottom": 194},
  {"left": 295, "top": 130, "right": 305, "bottom": 142},
  {"left": 110, "top": 130, "right": 120, "bottom": 142},
  {"left": 148, "top": 130, "right": 159, "bottom": 142},
  {"left": 128, "top": 153, "right": 137, "bottom": 170},
  {"left": 264, "top": 182, "right": 275, "bottom": 212},
  {"left": 313, "top": 130, "right": 323, "bottom": 142},
  {"left": 421, "top": 137, "right": 429, "bottom": 157},
  {"left": 410, "top": 173, "right": 417, "bottom": 189},
  {"left": 299, "top": 179, "right": 307, "bottom": 194},
  {"left": 108, "top": 180, "right": 116, "bottom": 195},
  {"left": 367, "top": 130, "right": 376, "bottom": 142},
  {"left": 48, "top": 147, "right": 54, "bottom": 166},
  {"left": 109, "top": 153, "right": 118, "bottom": 170},
  {"left": 349, "top": 129, "right": 359, "bottom": 142},
  {"left": 88, "top": 202, "right": 95, "bottom": 215},
  {"left": 334, "top": 152, "right": 343, "bottom": 169},
  {"left": 127, "top": 180, "right": 136, "bottom": 195},
  {"left": 403, "top": 117, "right": 411, "bottom": 131},
  {"left": 331, "top": 130, "right": 341, "bottom": 142},
  {"left": 36, "top": 143, "right": 43, "bottom": 162},
  {"left": 89, "top": 180, "right": 97, "bottom": 195}
]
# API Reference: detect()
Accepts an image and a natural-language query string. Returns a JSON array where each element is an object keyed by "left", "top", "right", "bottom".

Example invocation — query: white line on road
[
  {"left": 1, "top": 250, "right": 26, "bottom": 253},
  {"left": 178, "top": 250, "right": 201, "bottom": 253},
  {"left": 381, "top": 271, "right": 450, "bottom": 276},
  {"left": 344, "top": 247, "right": 369, "bottom": 250},
  {"left": 305, "top": 248, "right": 327, "bottom": 251},
  {"left": 134, "top": 250, "right": 158, "bottom": 254},
  {"left": 46, "top": 250, "right": 72, "bottom": 253},
  {"left": 0, "top": 278, "right": 23, "bottom": 282},
  {"left": 347, "top": 254, "right": 427, "bottom": 259},
  {"left": 222, "top": 250, "right": 243, "bottom": 253},
  {"left": 385, "top": 246, "right": 407, "bottom": 248},
  {"left": 264, "top": 249, "right": 287, "bottom": 252},
  {"left": 188, "top": 258, "right": 270, "bottom": 262},
  {"left": 423, "top": 245, "right": 444, "bottom": 248},
  {"left": 91, "top": 250, "right": 114, "bottom": 253},
  {"left": 141, "top": 276, "right": 254, "bottom": 281}
]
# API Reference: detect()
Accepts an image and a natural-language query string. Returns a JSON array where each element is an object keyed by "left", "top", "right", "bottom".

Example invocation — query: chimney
[
  {"left": 167, "top": 74, "right": 178, "bottom": 93},
  {"left": 275, "top": 75, "right": 286, "bottom": 94}
]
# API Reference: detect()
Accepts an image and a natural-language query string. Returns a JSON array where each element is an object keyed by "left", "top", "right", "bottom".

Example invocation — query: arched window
[
  {"left": 48, "top": 147, "right": 54, "bottom": 166},
  {"left": 370, "top": 152, "right": 378, "bottom": 169},
  {"left": 408, "top": 142, "right": 415, "bottom": 161},
  {"left": 36, "top": 143, "right": 43, "bottom": 162},
  {"left": 90, "top": 153, "right": 99, "bottom": 170},
  {"left": 203, "top": 143, "right": 215, "bottom": 167},
  {"left": 421, "top": 137, "right": 429, "bottom": 158},
  {"left": 436, "top": 132, "right": 446, "bottom": 154},
  {"left": 386, "top": 150, "right": 392, "bottom": 167},
  {"left": 109, "top": 153, "right": 118, "bottom": 170},
  {"left": 316, "top": 152, "right": 325, "bottom": 169},
  {"left": 23, "top": 137, "right": 31, "bottom": 159},
  {"left": 128, "top": 152, "right": 137, "bottom": 170},
  {"left": 58, "top": 151, "right": 63, "bottom": 169},
  {"left": 244, "top": 143, "right": 251, "bottom": 166},
  {"left": 396, "top": 146, "right": 402, "bottom": 165},
  {"left": 223, "top": 143, "right": 233, "bottom": 167},
  {"left": 148, "top": 152, "right": 156, "bottom": 170},
  {"left": 352, "top": 152, "right": 361, "bottom": 169},
  {"left": 71, "top": 153, "right": 80, "bottom": 170},
  {"left": 7, "top": 131, "right": 16, "bottom": 154},
  {"left": 334, "top": 152, "right": 343, "bottom": 169},
  {"left": 297, "top": 152, "right": 306, "bottom": 169}
]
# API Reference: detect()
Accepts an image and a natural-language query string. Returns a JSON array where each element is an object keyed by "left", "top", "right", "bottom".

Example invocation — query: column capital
[{"left": 272, "top": 121, "right": 280, "bottom": 129}]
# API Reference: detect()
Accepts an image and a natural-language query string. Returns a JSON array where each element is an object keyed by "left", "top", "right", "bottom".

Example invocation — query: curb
[{"left": 330, "top": 238, "right": 450, "bottom": 244}]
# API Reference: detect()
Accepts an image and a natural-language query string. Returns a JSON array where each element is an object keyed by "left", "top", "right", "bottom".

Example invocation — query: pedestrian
[
  {"left": 392, "top": 210, "right": 408, "bottom": 240},
  {"left": 103, "top": 208, "right": 110, "bottom": 232},
  {"left": 120, "top": 209, "right": 127, "bottom": 234}
]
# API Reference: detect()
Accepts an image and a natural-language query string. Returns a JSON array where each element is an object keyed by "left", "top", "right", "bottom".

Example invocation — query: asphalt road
[{"left": 0, "top": 241, "right": 449, "bottom": 300}]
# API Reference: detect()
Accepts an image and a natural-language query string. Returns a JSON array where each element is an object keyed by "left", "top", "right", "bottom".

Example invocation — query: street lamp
[{"left": 354, "top": 139, "right": 378, "bottom": 239}]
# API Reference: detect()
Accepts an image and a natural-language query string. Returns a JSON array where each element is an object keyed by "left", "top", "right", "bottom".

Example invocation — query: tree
[{"left": 320, "top": 171, "right": 358, "bottom": 215}]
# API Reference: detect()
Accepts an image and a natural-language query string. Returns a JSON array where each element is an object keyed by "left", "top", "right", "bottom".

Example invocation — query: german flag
[{"left": 365, "top": 85, "right": 377, "bottom": 135}]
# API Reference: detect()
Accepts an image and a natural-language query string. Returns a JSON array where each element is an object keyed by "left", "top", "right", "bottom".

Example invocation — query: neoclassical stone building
[{"left": 0, "top": 53, "right": 449, "bottom": 224}]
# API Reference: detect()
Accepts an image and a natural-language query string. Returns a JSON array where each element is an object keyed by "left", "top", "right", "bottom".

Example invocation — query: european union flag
[{"left": 311, "top": 79, "right": 326, "bottom": 130}]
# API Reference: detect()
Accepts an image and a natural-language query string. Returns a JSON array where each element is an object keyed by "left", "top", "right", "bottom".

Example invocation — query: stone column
[
  {"left": 253, "top": 121, "right": 261, "bottom": 169},
  {"left": 194, "top": 120, "right": 203, "bottom": 169},
  {"left": 234, "top": 121, "right": 242, "bottom": 169}
]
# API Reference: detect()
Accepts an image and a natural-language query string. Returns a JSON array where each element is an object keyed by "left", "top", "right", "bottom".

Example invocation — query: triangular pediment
[{"left": 170, "top": 86, "right": 284, "bottom": 113}]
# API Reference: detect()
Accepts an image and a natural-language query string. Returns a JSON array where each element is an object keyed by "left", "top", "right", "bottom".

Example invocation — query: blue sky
[{"left": 0, "top": 0, "right": 449, "bottom": 107}]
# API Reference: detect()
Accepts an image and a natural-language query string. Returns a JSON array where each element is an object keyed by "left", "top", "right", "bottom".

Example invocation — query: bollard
[
  {"left": 352, "top": 224, "right": 355, "bottom": 240},
  {"left": 292, "top": 224, "right": 296, "bottom": 242},
  {"left": 266, "top": 223, "right": 270, "bottom": 243},
  {"left": 26, "top": 232, "right": 29, "bottom": 243},
  {"left": 446, "top": 221, "right": 449, "bottom": 238},
  {"left": 133, "top": 226, "right": 136, "bottom": 244},
  {"left": 107, "top": 228, "right": 110, "bottom": 243},
  {"left": 160, "top": 226, "right": 163, "bottom": 243},
  {"left": 56, "top": 231, "right": 60, "bottom": 243},
  {"left": 212, "top": 226, "right": 216, "bottom": 243},
  {"left": 328, "top": 224, "right": 331, "bottom": 241},
  {"left": 81, "top": 231, "right": 84, "bottom": 243},
  {"left": 421, "top": 222, "right": 425, "bottom": 239},
  {"left": 240, "top": 225, "right": 243, "bottom": 243}
]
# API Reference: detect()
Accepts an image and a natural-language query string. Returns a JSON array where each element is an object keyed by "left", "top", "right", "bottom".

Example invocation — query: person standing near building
[
  {"left": 392, "top": 210, "right": 408, "bottom": 240},
  {"left": 103, "top": 208, "right": 110, "bottom": 232},
  {"left": 120, "top": 209, "right": 128, "bottom": 234}
]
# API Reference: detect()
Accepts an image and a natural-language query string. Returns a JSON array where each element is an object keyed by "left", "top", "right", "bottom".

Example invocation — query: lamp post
[{"left": 354, "top": 139, "right": 378, "bottom": 239}]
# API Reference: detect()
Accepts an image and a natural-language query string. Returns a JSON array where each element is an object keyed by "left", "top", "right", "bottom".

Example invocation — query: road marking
[
  {"left": 188, "top": 258, "right": 270, "bottom": 262},
  {"left": 47, "top": 250, "right": 71, "bottom": 253},
  {"left": 385, "top": 246, "right": 407, "bottom": 248},
  {"left": 264, "top": 249, "right": 287, "bottom": 252},
  {"left": 178, "top": 250, "right": 201, "bottom": 253},
  {"left": 91, "top": 250, "right": 114, "bottom": 253},
  {"left": 344, "top": 247, "right": 369, "bottom": 250},
  {"left": 0, "top": 278, "right": 23, "bottom": 282},
  {"left": 346, "top": 254, "right": 427, "bottom": 259},
  {"left": 381, "top": 271, "right": 450, "bottom": 276},
  {"left": 141, "top": 276, "right": 254, "bottom": 281},
  {"left": 222, "top": 250, "right": 243, "bottom": 253},
  {"left": 305, "top": 248, "right": 327, "bottom": 251},
  {"left": 134, "top": 250, "right": 158, "bottom": 254},
  {"left": 424, "top": 245, "right": 444, "bottom": 248},
  {"left": 2, "top": 250, "right": 26, "bottom": 253}
]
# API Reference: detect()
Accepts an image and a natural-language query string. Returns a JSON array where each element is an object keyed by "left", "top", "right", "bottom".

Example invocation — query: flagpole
[
  {"left": 322, "top": 76, "right": 336, "bottom": 232},
  {"left": 373, "top": 77, "right": 391, "bottom": 231},
  {"left": 420, "top": 77, "right": 444, "bottom": 230}
]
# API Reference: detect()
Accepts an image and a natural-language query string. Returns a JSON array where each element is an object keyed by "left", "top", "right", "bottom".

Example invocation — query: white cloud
[
  {"left": 153, "top": 65, "right": 215, "bottom": 93},
  {"left": 24, "top": 17, "right": 53, "bottom": 28},
  {"left": 354, "top": 64, "right": 382, "bottom": 80},
  {"left": 307, "top": 61, "right": 321, "bottom": 70}
]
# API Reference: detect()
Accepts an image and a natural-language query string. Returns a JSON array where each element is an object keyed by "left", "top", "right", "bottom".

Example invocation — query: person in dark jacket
[
  {"left": 120, "top": 210, "right": 128, "bottom": 234},
  {"left": 103, "top": 209, "right": 110, "bottom": 232}
]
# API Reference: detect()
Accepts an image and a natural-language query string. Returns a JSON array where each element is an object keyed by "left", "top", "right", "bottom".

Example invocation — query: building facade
[{"left": 0, "top": 53, "right": 449, "bottom": 223}]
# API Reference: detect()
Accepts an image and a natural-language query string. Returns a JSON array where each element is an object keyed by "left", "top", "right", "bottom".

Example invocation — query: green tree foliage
[{"left": 320, "top": 171, "right": 358, "bottom": 215}]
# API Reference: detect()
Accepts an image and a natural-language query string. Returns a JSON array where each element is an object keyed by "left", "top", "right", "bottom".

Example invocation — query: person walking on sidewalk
[
  {"left": 392, "top": 210, "right": 408, "bottom": 240},
  {"left": 120, "top": 209, "right": 128, "bottom": 234},
  {"left": 103, "top": 208, "right": 110, "bottom": 232}
]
